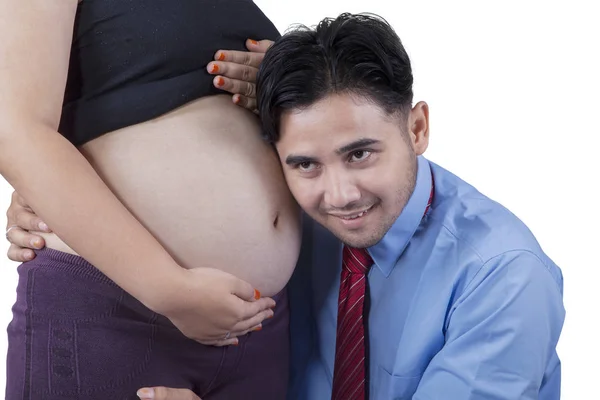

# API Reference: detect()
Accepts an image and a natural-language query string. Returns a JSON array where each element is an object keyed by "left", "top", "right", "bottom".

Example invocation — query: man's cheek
[{"left": 287, "top": 181, "right": 314, "bottom": 212}]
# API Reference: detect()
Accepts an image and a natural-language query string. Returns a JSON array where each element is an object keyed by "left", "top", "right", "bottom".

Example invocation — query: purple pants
[{"left": 5, "top": 248, "right": 290, "bottom": 400}]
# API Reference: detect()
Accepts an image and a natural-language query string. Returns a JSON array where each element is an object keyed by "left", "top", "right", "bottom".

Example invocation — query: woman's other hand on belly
[{"left": 152, "top": 266, "right": 276, "bottom": 346}]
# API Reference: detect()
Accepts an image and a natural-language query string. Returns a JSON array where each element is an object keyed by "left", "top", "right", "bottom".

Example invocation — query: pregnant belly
[{"left": 41, "top": 95, "right": 301, "bottom": 296}]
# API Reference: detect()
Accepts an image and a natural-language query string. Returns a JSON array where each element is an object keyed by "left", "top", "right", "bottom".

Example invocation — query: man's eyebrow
[
  {"left": 285, "top": 155, "right": 317, "bottom": 166},
  {"left": 336, "top": 138, "right": 381, "bottom": 155}
]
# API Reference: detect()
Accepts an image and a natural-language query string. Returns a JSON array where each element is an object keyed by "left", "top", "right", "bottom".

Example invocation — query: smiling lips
[{"left": 331, "top": 205, "right": 374, "bottom": 220}]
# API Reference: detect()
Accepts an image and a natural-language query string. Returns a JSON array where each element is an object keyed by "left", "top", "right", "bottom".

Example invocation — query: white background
[{"left": 1, "top": 0, "right": 598, "bottom": 397}]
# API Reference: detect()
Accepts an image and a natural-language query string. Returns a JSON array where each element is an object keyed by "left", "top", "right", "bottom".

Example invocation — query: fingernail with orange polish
[
  {"left": 217, "top": 52, "right": 226, "bottom": 61},
  {"left": 210, "top": 63, "right": 219, "bottom": 73},
  {"left": 254, "top": 289, "right": 261, "bottom": 300},
  {"left": 253, "top": 326, "right": 263, "bottom": 332},
  {"left": 249, "top": 39, "right": 258, "bottom": 45},
  {"left": 216, "top": 77, "right": 225, "bottom": 87},
  {"left": 233, "top": 95, "right": 240, "bottom": 104}
]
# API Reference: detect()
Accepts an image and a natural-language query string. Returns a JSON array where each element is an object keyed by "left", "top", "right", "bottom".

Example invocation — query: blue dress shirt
[{"left": 288, "top": 156, "right": 565, "bottom": 400}]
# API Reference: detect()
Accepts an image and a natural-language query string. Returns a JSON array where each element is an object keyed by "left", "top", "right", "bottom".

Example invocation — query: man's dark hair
[{"left": 257, "top": 13, "right": 414, "bottom": 143}]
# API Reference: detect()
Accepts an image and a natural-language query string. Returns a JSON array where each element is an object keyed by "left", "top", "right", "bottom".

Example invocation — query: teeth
[{"left": 343, "top": 208, "right": 369, "bottom": 220}]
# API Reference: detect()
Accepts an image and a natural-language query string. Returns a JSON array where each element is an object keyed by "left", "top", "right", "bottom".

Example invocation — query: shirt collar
[{"left": 368, "top": 156, "right": 432, "bottom": 277}]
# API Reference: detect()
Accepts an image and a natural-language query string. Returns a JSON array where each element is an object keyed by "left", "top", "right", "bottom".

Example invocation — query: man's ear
[{"left": 408, "top": 101, "right": 429, "bottom": 155}]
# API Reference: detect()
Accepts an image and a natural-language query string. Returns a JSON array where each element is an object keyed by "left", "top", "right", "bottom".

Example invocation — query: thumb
[
  {"left": 231, "top": 276, "right": 261, "bottom": 302},
  {"left": 137, "top": 387, "right": 201, "bottom": 400},
  {"left": 246, "top": 38, "right": 274, "bottom": 53}
]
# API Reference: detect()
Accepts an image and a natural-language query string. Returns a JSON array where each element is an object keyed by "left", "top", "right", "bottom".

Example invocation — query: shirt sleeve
[{"left": 413, "top": 250, "right": 565, "bottom": 400}]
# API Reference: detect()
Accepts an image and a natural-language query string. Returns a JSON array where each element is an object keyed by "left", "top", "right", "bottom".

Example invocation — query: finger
[
  {"left": 8, "top": 208, "right": 50, "bottom": 233},
  {"left": 232, "top": 308, "right": 274, "bottom": 332},
  {"left": 229, "top": 322, "right": 265, "bottom": 339},
  {"left": 232, "top": 94, "right": 257, "bottom": 113},
  {"left": 16, "top": 213, "right": 50, "bottom": 233},
  {"left": 215, "top": 324, "right": 263, "bottom": 343},
  {"left": 235, "top": 297, "right": 277, "bottom": 322},
  {"left": 213, "top": 49, "right": 264, "bottom": 68},
  {"left": 213, "top": 76, "right": 256, "bottom": 98},
  {"left": 200, "top": 337, "right": 240, "bottom": 347},
  {"left": 230, "top": 276, "right": 262, "bottom": 303},
  {"left": 7, "top": 244, "right": 36, "bottom": 263},
  {"left": 206, "top": 61, "right": 258, "bottom": 83},
  {"left": 137, "top": 387, "right": 201, "bottom": 400},
  {"left": 9, "top": 192, "right": 51, "bottom": 232},
  {"left": 6, "top": 227, "right": 45, "bottom": 250},
  {"left": 246, "top": 38, "right": 274, "bottom": 53},
  {"left": 239, "top": 323, "right": 264, "bottom": 336}
]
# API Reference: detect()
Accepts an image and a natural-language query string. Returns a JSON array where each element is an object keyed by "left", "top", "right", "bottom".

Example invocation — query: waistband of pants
[{"left": 31, "top": 247, "right": 288, "bottom": 301}]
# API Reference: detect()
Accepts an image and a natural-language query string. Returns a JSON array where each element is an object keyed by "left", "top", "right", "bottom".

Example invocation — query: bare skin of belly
[{"left": 35, "top": 95, "right": 301, "bottom": 296}]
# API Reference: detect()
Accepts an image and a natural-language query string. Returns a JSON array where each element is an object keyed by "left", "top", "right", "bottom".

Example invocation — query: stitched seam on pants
[
  {"left": 47, "top": 320, "right": 52, "bottom": 393},
  {"left": 23, "top": 268, "right": 36, "bottom": 400},
  {"left": 202, "top": 346, "right": 228, "bottom": 396},
  {"left": 229, "top": 332, "right": 248, "bottom": 380},
  {"left": 74, "top": 321, "right": 81, "bottom": 394}
]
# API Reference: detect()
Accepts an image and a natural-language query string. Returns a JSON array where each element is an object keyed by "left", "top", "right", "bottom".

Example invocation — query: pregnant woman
[{"left": 0, "top": 1, "right": 300, "bottom": 398}]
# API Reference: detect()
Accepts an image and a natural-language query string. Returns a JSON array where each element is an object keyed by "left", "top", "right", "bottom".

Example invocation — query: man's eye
[
  {"left": 350, "top": 150, "right": 371, "bottom": 162},
  {"left": 298, "top": 161, "right": 315, "bottom": 171}
]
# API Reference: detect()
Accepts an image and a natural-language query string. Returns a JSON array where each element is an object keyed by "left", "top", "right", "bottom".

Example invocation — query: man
[
  {"left": 257, "top": 13, "right": 564, "bottom": 399},
  {"left": 5, "top": 13, "right": 564, "bottom": 400}
]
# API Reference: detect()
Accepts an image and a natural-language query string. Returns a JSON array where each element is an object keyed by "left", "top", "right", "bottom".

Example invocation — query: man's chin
[
  {"left": 332, "top": 228, "right": 384, "bottom": 249},
  {"left": 311, "top": 215, "right": 384, "bottom": 248}
]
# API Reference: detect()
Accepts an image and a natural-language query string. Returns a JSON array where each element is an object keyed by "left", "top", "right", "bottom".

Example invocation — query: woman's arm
[
  {"left": 0, "top": 0, "right": 180, "bottom": 309},
  {"left": 0, "top": 0, "right": 273, "bottom": 345}
]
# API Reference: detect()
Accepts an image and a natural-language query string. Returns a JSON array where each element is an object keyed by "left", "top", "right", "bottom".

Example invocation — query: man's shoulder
[
  {"left": 427, "top": 164, "right": 562, "bottom": 289},
  {"left": 427, "top": 162, "right": 562, "bottom": 304},
  {"left": 431, "top": 164, "right": 547, "bottom": 259}
]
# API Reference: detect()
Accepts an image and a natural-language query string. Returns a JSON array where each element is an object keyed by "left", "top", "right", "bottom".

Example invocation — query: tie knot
[{"left": 342, "top": 246, "right": 374, "bottom": 274}]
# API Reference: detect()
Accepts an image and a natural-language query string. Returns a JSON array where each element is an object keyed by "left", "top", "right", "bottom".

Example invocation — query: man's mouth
[{"left": 331, "top": 205, "right": 374, "bottom": 220}]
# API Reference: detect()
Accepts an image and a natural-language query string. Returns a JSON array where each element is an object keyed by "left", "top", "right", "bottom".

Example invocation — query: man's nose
[{"left": 323, "top": 170, "right": 361, "bottom": 209}]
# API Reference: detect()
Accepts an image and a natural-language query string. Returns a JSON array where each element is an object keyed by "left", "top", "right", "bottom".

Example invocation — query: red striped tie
[
  {"left": 332, "top": 180, "right": 435, "bottom": 399},
  {"left": 331, "top": 246, "right": 373, "bottom": 400}
]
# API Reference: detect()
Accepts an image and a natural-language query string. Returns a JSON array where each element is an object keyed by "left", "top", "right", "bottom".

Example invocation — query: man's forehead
[
  {"left": 276, "top": 94, "right": 404, "bottom": 157},
  {"left": 280, "top": 94, "right": 395, "bottom": 130},
  {"left": 281, "top": 109, "right": 355, "bottom": 142}
]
